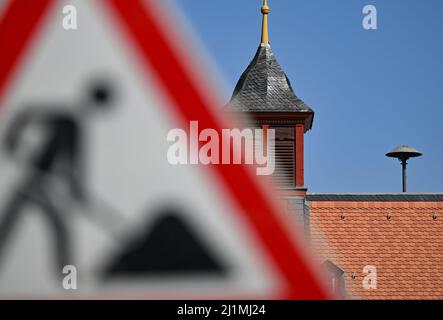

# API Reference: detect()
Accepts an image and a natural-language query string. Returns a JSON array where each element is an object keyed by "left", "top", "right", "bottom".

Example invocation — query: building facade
[{"left": 227, "top": 1, "right": 443, "bottom": 299}]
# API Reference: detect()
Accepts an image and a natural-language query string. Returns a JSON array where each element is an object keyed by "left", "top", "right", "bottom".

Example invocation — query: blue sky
[{"left": 172, "top": 0, "right": 443, "bottom": 193}]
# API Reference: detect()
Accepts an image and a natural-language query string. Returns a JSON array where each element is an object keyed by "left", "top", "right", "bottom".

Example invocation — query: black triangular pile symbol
[{"left": 104, "top": 208, "right": 227, "bottom": 277}]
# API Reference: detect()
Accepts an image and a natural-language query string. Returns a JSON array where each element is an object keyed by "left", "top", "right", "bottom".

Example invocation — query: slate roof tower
[{"left": 227, "top": 0, "right": 313, "bottom": 195}]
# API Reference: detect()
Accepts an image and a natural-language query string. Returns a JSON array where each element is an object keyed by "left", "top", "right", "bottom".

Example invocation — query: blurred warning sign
[{"left": 0, "top": 0, "right": 328, "bottom": 299}]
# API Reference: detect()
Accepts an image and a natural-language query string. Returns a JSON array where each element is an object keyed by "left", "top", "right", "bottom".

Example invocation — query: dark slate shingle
[{"left": 226, "top": 44, "right": 313, "bottom": 113}]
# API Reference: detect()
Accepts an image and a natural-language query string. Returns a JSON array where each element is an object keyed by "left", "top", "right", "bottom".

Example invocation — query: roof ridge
[{"left": 307, "top": 193, "right": 443, "bottom": 202}]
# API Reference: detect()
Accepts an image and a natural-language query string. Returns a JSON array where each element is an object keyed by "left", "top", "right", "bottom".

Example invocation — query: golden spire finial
[{"left": 261, "top": 0, "right": 270, "bottom": 44}]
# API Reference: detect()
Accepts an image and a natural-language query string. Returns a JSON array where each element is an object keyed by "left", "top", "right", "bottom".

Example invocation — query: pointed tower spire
[{"left": 261, "top": 0, "right": 270, "bottom": 44}]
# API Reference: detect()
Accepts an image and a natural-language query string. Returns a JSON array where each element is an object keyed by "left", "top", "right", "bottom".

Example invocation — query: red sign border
[{"left": 0, "top": 0, "right": 330, "bottom": 300}]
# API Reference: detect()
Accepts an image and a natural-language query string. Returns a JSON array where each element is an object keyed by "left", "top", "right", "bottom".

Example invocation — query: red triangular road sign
[{"left": 0, "top": 0, "right": 330, "bottom": 299}]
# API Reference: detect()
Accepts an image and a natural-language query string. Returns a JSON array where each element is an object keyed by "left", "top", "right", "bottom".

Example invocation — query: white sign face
[{"left": 0, "top": 0, "right": 282, "bottom": 298}]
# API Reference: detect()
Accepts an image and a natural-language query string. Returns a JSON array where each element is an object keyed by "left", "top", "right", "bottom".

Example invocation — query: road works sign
[{"left": 0, "top": 0, "right": 329, "bottom": 299}]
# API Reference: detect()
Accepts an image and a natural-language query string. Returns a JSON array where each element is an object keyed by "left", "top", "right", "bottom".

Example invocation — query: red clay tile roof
[{"left": 309, "top": 196, "right": 443, "bottom": 300}]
